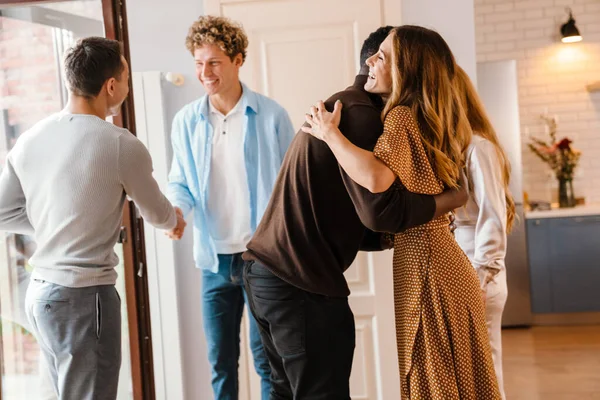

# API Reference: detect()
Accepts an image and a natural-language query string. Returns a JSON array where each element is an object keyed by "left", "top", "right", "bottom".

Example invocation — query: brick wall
[
  {"left": 0, "top": 1, "right": 103, "bottom": 141},
  {"left": 474, "top": 0, "right": 600, "bottom": 204},
  {"left": 0, "top": 16, "right": 63, "bottom": 141}
]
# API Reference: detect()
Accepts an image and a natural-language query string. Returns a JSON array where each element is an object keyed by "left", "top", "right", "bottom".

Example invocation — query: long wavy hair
[
  {"left": 383, "top": 26, "right": 472, "bottom": 189},
  {"left": 454, "top": 67, "right": 516, "bottom": 232}
]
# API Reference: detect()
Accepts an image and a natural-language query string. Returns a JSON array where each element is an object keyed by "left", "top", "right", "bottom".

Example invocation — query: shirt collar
[
  {"left": 208, "top": 95, "right": 242, "bottom": 118},
  {"left": 199, "top": 81, "right": 258, "bottom": 120}
]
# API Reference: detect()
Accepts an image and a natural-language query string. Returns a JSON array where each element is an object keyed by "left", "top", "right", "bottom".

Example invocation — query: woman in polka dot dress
[{"left": 303, "top": 25, "right": 501, "bottom": 399}]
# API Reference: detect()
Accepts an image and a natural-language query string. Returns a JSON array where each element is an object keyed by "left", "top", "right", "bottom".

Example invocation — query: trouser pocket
[
  {"left": 96, "top": 292, "right": 103, "bottom": 340},
  {"left": 246, "top": 262, "right": 306, "bottom": 355}
]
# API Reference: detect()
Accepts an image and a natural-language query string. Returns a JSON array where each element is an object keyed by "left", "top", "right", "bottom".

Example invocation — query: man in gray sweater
[{"left": 0, "top": 37, "right": 184, "bottom": 400}]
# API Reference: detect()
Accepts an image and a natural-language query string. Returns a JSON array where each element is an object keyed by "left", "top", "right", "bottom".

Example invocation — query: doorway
[{"left": 0, "top": 1, "right": 152, "bottom": 399}]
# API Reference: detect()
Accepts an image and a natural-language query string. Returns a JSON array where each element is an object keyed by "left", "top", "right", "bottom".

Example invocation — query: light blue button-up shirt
[{"left": 167, "top": 83, "right": 294, "bottom": 272}]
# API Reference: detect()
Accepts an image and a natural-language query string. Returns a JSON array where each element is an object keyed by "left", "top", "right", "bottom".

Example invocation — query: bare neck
[
  {"left": 209, "top": 81, "right": 243, "bottom": 115},
  {"left": 65, "top": 94, "right": 108, "bottom": 120}
]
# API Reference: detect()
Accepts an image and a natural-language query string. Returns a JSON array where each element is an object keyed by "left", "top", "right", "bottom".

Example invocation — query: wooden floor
[{"left": 503, "top": 325, "right": 600, "bottom": 399}]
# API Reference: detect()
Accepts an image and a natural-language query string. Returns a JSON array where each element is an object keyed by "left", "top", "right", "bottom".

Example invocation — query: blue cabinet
[{"left": 526, "top": 215, "right": 600, "bottom": 313}]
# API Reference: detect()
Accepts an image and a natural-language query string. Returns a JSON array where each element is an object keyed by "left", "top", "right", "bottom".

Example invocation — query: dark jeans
[
  {"left": 243, "top": 260, "right": 355, "bottom": 400},
  {"left": 202, "top": 253, "right": 271, "bottom": 400}
]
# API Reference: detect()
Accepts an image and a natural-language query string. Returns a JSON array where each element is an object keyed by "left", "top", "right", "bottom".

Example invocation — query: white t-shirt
[{"left": 205, "top": 98, "right": 252, "bottom": 254}]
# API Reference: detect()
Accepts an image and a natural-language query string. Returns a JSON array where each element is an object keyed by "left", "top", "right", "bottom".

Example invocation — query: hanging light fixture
[{"left": 561, "top": 8, "right": 582, "bottom": 43}]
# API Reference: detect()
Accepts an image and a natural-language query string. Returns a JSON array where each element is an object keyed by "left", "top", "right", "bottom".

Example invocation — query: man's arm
[
  {"left": 343, "top": 172, "right": 467, "bottom": 234},
  {"left": 0, "top": 156, "right": 34, "bottom": 235},
  {"left": 432, "top": 170, "right": 469, "bottom": 219},
  {"left": 358, "top": 229, "right": 394, "bottom": 252},
  {"left": 343, "top": 174, "right": 432, "bottom": 233},
  {"left": 118, "top": 134, "right": 177, "bottom": 230},
  {"left": 328, "top": 100, "right": 467, "bottom": 234}
]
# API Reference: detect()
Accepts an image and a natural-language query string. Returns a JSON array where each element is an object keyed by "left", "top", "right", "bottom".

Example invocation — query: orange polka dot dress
[{"left": 373, "top": 106, "right": 501, "bottom": 399}]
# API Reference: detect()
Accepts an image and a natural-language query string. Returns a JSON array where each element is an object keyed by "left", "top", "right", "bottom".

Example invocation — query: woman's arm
[
  {"left": 302, "top": 100, "right": 396, "bottom": 193},
  {"left": 470, "top": 140, "right": 508, "bottom": 286},
  {"left": 303, "top": 101, "right": 469, "bottom": 216},
  {"left": 324, "top": 127, "right": 397, "bottom": 193}
]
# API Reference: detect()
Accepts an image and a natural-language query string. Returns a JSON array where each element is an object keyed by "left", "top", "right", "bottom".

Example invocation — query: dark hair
[
  {"left": 359, "top": 26, "right": 394, "bottom": 66},
  {"left": 64, "top": 37, "right": 124, "bottom": 98}
]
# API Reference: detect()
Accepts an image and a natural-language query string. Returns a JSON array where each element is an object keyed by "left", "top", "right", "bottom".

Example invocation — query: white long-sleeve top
[
  {"left": 455, "top": 135, "right": 508, "bottom": 278},
  {"left": 0, "top": 113, "right": 177, "bottom": 288}
]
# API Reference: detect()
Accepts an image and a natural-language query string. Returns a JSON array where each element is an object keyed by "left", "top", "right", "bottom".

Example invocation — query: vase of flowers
[{"left": 528, "top": 114, "right": 581, "bottom": 208}]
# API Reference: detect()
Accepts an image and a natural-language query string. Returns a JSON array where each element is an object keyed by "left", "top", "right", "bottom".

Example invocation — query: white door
[{"left": 204, "top": 1, "right": 402, "bottom": 398}]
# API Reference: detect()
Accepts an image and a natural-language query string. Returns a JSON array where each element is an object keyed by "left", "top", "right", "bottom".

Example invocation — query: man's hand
[
  {"left": 433, "top": 169, "right": 469, "bottom": 219},
  {"left": 455, "top": 169, "right": 469, "bottom": 207},
  {"left": 165, "top": 207, "right": 186, "bottom": 240},
  {"left": 380, "top": 233, "right": 395, "bottom": 250},
  {"left": 449, "top": 212, "right": 457, "bottom": 233}
]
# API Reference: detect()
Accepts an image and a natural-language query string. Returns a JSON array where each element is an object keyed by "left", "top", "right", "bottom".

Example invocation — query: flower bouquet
[{"left": 528, "top": 114, "right": 581, "bottom": 208}]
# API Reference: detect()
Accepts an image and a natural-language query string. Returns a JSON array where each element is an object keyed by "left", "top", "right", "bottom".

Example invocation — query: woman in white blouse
[{"left": 453, "top": 67, "right": 516, "bottom": 399}]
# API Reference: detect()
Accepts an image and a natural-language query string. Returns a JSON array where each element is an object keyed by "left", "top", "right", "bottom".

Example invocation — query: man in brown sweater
[{"left": 243, "top": 27, "right": 467, "bottom": 399}]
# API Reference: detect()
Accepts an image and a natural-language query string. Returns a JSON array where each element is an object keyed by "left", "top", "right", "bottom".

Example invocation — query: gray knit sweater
[{"left": 0, "top": 113, "right": 176, "bottom": 287}]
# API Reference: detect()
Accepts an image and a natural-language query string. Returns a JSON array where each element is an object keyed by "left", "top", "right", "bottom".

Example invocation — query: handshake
[{"left": 165, "top": 207, "right": 187, "bottom": 240}]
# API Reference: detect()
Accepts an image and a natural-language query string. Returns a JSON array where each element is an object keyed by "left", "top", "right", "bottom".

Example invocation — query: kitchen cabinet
[{"left": 526, "top": 214, "right": 600, "bottom": 313}]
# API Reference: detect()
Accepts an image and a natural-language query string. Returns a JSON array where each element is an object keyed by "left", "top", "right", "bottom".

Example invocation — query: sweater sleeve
[
  {"left": 118, "top": 133, "right": 177, "bottom": 230},
  {"left": 342, "top": 174, "right": 436, "bottom": 233},
  {"left": 0, "top": 155, "right": 34, "bottom": 235}
]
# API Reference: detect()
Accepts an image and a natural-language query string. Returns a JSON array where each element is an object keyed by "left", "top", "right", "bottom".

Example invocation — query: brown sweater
[{"left": 244, "top": 75, "right": 436, "bottom": 297}]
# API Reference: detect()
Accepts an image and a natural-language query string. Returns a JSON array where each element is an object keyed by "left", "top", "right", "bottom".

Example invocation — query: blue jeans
[{"left": 202, "top": 253, "right": 271, "bottom": 400}]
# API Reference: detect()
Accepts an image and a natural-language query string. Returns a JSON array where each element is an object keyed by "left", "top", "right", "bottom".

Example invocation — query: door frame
[{"left": 0, "top": 1, "right": 154, "bottom": 399}]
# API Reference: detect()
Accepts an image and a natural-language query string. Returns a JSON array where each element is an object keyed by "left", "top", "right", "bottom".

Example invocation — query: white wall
[
  {"left": 474, "top": 0, "right": 600, "bottom": 204},
  {"left": 126, "top": 1, "right": 212, "bottom": 400},
  {"left": 402, "top": 0, "right": 478, "bottom": 82}
]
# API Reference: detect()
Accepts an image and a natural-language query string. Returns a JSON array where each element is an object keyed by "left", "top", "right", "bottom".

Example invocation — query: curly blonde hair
[{"left": 185, "top": 15, "right": 249, "bottom": 62}]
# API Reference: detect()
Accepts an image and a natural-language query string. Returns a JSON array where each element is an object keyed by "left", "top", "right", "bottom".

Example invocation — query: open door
[{"left": 0, "top": 1, "right": 154, "bottom": 399}]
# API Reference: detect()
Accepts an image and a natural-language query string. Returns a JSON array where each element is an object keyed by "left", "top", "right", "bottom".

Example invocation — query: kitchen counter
[{"left": 525, "top": 204, "right": 600, "bottom": 219}]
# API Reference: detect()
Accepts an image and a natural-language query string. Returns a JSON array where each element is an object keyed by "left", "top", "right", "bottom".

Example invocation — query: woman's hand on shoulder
[{"left": 301, "top": 100, "right": 343, "bottom": 142}]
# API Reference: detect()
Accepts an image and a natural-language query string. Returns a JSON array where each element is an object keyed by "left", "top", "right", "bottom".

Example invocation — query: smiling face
[
  {"left": 194, "top": 44, "right": 243, "bottom": 97},
  {"left": 364, "top": 33, "right": 393, "bottom": 96}
]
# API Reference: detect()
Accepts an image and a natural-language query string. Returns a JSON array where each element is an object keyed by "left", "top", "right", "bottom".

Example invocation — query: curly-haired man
[{"left": 165, "top": 16, "right": 293, "bottom": 400}]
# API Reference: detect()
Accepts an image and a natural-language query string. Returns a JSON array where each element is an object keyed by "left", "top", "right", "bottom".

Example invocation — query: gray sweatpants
[{"left": 25, "top": 279, "right": 122, "bottom": 400}]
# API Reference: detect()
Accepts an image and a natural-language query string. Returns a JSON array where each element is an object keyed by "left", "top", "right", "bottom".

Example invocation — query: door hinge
[{"left": 117, "top": 226, "right": 127, "bottom": 243}]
